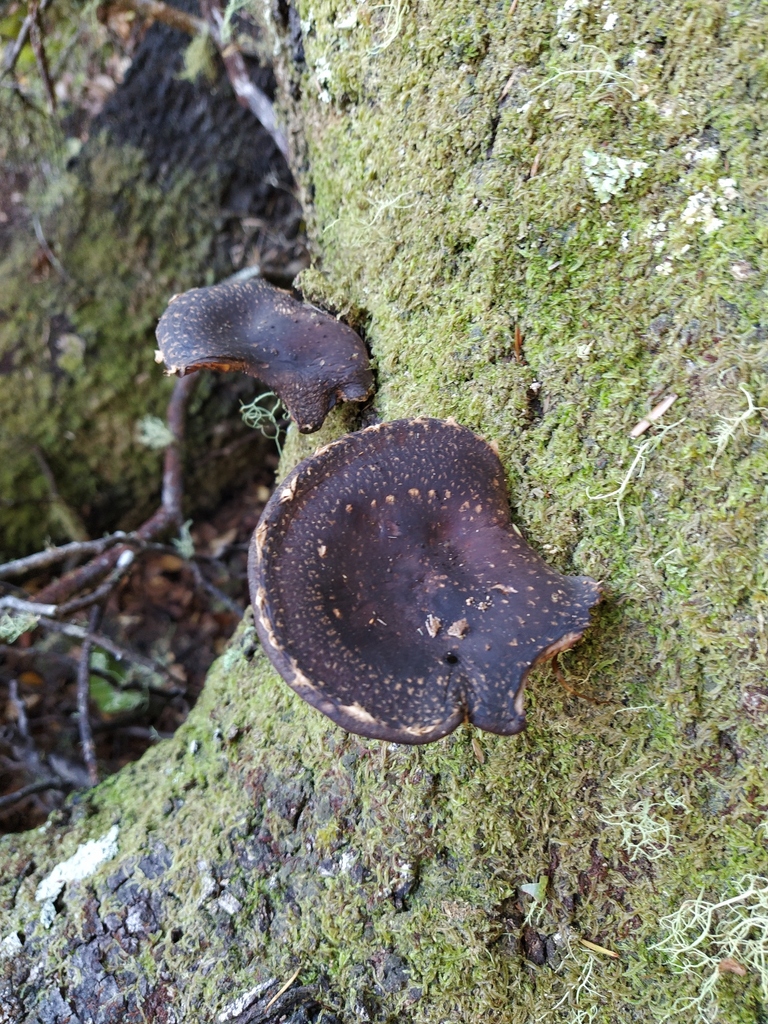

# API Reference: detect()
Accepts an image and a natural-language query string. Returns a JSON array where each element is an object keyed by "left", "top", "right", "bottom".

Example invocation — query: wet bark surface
[{"left": 89, "top": 3, "right": 305, "bottom": 283}]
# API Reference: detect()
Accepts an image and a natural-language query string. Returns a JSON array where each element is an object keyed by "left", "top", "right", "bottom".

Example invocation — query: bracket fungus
[
  {"left": 156, "top": 276, "right": 373, "bottom": 432},
  {"left": 249, "top": 418, "right": 601, "bottom": 744}
]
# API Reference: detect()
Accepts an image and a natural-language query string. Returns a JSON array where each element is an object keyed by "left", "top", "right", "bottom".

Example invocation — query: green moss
[
  {"left": 0, "top": 135, "right": 233, "bottom": 558},
  {"left": 262, "top": 0, "right": 768, "bottom": 1017},
  {"left": 3, "top": 1, "right": 768, "bottom": 1021}
]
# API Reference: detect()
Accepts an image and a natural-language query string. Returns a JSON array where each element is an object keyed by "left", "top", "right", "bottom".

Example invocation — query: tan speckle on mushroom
[
  {"left": 447, "top": 618, "right": 470, "bottom": 639},
  {"left": 426, "top": 614, "right": 442, "bottom": 638},
  {"left": 248, "top": 418, "right": 600, "bottom": 745}
]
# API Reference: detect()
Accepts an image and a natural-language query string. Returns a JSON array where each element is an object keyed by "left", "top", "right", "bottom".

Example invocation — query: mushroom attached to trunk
[
  {"left": 248, "top": 418, "right": 601, "bottom": 744},
  {"left": 156, "top": 276, "right": 373, "bottom": 433}
]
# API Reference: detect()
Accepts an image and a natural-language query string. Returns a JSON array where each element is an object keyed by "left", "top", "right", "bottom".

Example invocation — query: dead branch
[
  {"left": 77, "top": 606, "right": 101, "bottom": 786},
  {"left": 0, "top": 534, "right": 128, "bottom": 581},
  {"left": 0, "top": 778, "right": 63, "bottom": 812},
  {"left": 104, "top": 0, "right": 288, "bottom": 158},
  {"left": 200, "top": 0, "right": 289, "bottom": 158},
  {"left": 0, "top": 595, "right": 57, "bottom": 616},
  {"left": 28, "top": 1, "right": 57, "bottom": 114},
  {"left": 36, "top": 616, "right": 167, "bottom": 678},
  {"left": 55, "top": 552, "right": 136, "bottom": 617},
  {"left": 0, "top": 0, "right": 54, "bottom": 81},
  {"left": 34, "top": 375, "right": 195, "bottom": 606},
  {"left": 190, "top": 560, "right": 244, "bottom": 617}
]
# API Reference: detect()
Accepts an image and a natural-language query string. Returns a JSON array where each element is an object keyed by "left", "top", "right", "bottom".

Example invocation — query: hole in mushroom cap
[{"left": 248, "top": 417, "right": 601, "bottom": 744}]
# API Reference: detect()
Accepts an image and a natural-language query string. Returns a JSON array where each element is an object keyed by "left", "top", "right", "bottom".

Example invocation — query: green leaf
[{"left": 89, "top": 676, "right": 143, "bottom": 715}]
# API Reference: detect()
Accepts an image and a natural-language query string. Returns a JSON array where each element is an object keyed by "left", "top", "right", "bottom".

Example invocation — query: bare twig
[
  {"left": 201, "top": 0, "right": 288, "bottom": 158},
  {"left": 28, "top": 1, "right": 57, "bottom": 114},
  {"left": 190, "top": 560, "right": 244, "bottom": 617},
  {"left": 36, "top": 616, "right": 164, "bottom": 677},
  {"left": 0, "top": 778, "right": 63, "bottom": 812},
  {"left": 35, "top": 375, "right": 195, "bottom": 606},
  {"left": 630, "top": 393, "right": 678, "bottom": 438},
  {"left": 105, "top": 0, "right": 288, "bottom": 156},
  {"left": 0, "top": 594, "right": 57, "bottom": 615},
  {"left": 33, "top": 216, "right": 68, "bottom": 280},
  {"left": 56, "top": 552, "right": 136, "bottom": 617},
  {"left": 264, "top": 967, "right": 302, "bottom": 1012},
  {"left": 142, "top": 374, "right": 195, "bottom": 535},
  {"left": 77, "top": 606, "right": 101, "bottom": 786},
  {"left": 0, "top": 0, "right": 54, "bottom": 80},
  {"left": 8, "top": 679, "right": 30, "bottom": 741},
  {"left": 0, "top": 534, "right": 128, "bottom": 581}
]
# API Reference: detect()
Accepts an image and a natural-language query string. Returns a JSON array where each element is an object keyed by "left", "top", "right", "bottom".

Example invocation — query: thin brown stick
[
  {"left": 105, "top": 0, "right": 288, "bottom": 157},
  {"left": 28, "top": 1, "right": 57, "bottom": 114},
  {"left": 32, "top": 547, "right": 122, "bottom": 608},
  {"left": 199, "top": 0, "right": 288, "bottom": 159},
  {"left": 35, "top": 375, "right": 195, "bottom": 606},
  {"left": 56, "top": 552, "right": 136, "bottom": 617},
  {"left": 0, "top": 0, "right": 54, "bottom": 80},
  {"left": 0, "top": 778, "right": 63, "bottom": 812},
  {"left": 0, "top": 534, "right": 127, "bottom": 581},
  {"left": 77, "top": 606, "right": 101, "bottom": 786},
  {"left": 36, "top": 616, "right": 164, "bottom": 677},
  {"left": 190, "top": 560, "right": 244, "bottom": 617}
]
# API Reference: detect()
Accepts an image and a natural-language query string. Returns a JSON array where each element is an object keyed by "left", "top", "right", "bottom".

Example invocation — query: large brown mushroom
[
  {"left": 248, "top": 418, "right": 601, "bottom": 744},
  {"left": 156, "top": 276, "right": 373, "bottom": 433}
]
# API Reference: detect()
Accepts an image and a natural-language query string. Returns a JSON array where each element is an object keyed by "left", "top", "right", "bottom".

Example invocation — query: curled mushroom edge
[
  {"left": 155, "top": 275, "right": 374, "bottom": 433},
  {"left": 247, "top": 417, "right": 602, "bottom": 745}
]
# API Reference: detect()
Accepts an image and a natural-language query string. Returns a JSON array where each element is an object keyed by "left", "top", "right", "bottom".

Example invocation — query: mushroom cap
[
  {"left": 248, "top": 418, "right": 601, "bottom": 744},
  {"left": 156, "top": 276, "right": 373, "bottom": 433}
]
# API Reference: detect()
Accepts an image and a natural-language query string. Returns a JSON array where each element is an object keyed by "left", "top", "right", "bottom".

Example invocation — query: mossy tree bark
[
  {"left": 0, "top": 10, "right": 300, "bottom": 558},
  {"left": 2, "top": 2, "right": 768, "bottom": 1023}
]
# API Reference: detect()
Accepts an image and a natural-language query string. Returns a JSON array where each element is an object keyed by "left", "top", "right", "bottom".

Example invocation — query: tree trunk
[{"left": 3, "top": 2, "right": 768, "bottom": 1022}]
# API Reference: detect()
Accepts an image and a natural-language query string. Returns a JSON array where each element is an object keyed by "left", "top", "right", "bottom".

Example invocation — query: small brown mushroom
[
  {"left": 156, "top": 276, "right": 373, "bottom": 433},
  {"left": 248, "top": 418, "right": 601, "bottom": 743}
]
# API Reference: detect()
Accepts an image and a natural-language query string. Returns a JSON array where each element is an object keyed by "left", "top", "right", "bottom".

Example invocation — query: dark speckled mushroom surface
[
  {"left": 156, "top": 276, "right": 373, "bottom": 432},
  {"left": 248, "top": 418, "right": 601, "bottom": 744}
]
